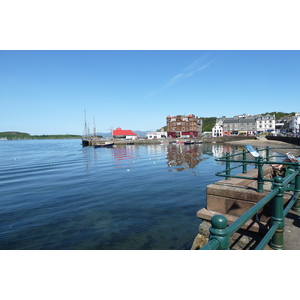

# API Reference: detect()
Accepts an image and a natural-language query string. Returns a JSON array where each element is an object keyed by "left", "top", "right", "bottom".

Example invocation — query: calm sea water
[{"left": 0, "top": 139, "right": 244, "bottom": 250}]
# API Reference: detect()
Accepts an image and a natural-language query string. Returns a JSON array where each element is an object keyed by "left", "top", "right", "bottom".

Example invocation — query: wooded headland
[{"left": 0, "top": 131, "right": 82, "bottom": 140}]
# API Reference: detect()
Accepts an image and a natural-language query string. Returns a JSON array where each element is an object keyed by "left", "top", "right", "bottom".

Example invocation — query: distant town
[
  {"left": 1, "top": 112, "right": 299, "bottom": 141},
  {"left": 109, "top": 112, "right": 300, "bottom": 140},
  {"left": 211, "top": 112, "right": 300, "bottom": 138}
]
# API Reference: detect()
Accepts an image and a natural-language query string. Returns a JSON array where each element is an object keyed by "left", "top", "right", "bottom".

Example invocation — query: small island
[{"left": 0, "top": 131, "right": 82, "bottom": 140}]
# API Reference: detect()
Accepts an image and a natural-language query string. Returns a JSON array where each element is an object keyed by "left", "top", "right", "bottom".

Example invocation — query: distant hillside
[
  {"left": 0, "top": 131, "right": 31, "bottom": 139},
  {"left": 260, "top": 111, "right": 296, "bottom": 120},
  {"left": 201, "top": 117, "right": 217, "bottom": 132},
  {"left": 132, "top": 130, "right": 150, "bottom": 137},
  {"left": 0, "top": 132, "right": 82, "bottom": 140}
]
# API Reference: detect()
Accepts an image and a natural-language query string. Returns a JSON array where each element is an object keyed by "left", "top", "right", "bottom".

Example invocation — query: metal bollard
[
  {"left": 242, "top": 149, "right": 247, "bottom": 173},
  {"left": 209, "top": 215, "right": 230, "bottom": 250},
  {"left": 257, "top": 156, "right": 264, "bottom": 193},
  {"left": 225, "top": 152, "right": 231, "bottom": 180},
  {"left": 265, "top": 146, "right": 270, "bottom": 161},
  {"left": 270, "top": 176, "right": 285, "bottom": 250}
]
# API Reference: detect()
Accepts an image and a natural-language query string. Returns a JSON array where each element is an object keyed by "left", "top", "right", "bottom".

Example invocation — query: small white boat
[{"left": 94, "top": 142, "right": 114, "bottom": 148}]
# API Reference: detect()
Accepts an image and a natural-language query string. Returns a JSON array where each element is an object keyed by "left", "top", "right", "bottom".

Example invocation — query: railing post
[
  {"left": 255, "top": 147, "right": 259, "bottom": 168},
  {"left": 242, "top": 148, "right": 247, "bottom": 173},
  {"left": 270, "top": 176, "right": 285, "bottom": 250},
  {"left": 209, "top": 215, "right": 230, "bottom": 250},
  {"left": 225, "top": 152, "right": 231, "bottom": 180},
  {"left": 257, "top": 156, "right": 264, "bottom": 193},
  {"left": 265, "top": 146, "right": 270, "bottom": 161},
  {"left": 292, "top": 162, "right": 300, "bottom": 212}
]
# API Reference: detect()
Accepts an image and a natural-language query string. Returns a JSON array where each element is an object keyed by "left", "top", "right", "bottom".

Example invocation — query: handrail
[
  {"left": 215, "top": 146, "right": 300, "bottom": 192},
  {"left": 200, "top": 146, "right": 300, "bottom": 250},
  {"left": 200, "top": 185, "right": 280, "bottom": 250}
]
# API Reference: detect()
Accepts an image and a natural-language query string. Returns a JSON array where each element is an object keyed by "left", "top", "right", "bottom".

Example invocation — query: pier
[
  {"left": 82, "top": 135, "right": 257, "bottom": 147},
  {"left": 81, "top": 138, "right": 204, "bottom": 146}
]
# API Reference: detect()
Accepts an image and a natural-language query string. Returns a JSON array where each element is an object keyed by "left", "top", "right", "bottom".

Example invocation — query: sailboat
[{"left": 82, "top": 109, "right": 90, "bottom": 146}]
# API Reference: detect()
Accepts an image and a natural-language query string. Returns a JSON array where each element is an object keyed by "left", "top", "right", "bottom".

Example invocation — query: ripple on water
[{"left": 0, "top": 140, "right": 238, "bottom": 249}]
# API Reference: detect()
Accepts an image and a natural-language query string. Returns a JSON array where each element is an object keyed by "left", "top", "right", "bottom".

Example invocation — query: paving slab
[{"left": 283, "top": 210, "right": 300, "bottom": 250}]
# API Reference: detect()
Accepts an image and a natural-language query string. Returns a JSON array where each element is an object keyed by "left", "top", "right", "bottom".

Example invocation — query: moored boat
[
  {"left": 82, "top": 139, "right": 90, "bottom": 146},
  {"left": 184, "top": 140, "right": 195, "bottom": 145},
  {"left": 94, "top": 142, "right": 114, "bottom": 148}
]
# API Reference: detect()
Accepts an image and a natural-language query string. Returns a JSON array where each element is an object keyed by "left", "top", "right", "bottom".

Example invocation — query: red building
[
  {"left": 112, "top": 127, "right": 138, "bottom": 139},
  {"left": 166, "top": 114, "right": 202, "bottom": 138}
]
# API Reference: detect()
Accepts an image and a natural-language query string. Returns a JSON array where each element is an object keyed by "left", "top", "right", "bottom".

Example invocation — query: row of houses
[
  {"left": 212, "top": 113, "right": 300, "bottom": 137},
  {"left": 111, "top": 113, "right": 300, "bottom": 140}
]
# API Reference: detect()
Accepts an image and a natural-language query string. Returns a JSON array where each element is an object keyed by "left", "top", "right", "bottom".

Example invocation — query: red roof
[{"left": 112, "top": 127, "right": 137, "bottom": 136}]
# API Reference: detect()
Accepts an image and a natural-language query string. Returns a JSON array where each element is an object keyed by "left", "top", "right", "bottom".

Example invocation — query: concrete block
[{"left": 196, "top": 208, "right": 268, "bottom": 233}]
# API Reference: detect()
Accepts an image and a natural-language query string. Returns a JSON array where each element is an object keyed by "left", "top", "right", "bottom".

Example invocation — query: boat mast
[
  {"left": 83, "top": 109, "right": 88, "bottom": 138},
  {"left": 93, "top": 115, "right": 96, "bottom": 138}
]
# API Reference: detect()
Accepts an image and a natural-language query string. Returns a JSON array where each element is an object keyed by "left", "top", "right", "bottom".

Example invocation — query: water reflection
[
  {"left": 145, "top": 144, "right": 167, "bottom": 156},
  {"left": 166, "top": 144, "right": 205, "bottom": 171},
  {"left": 111, "top": 145, "right": 140, "bottom": 169},
  {"left": 210, "top": 144, "right": 240, "bottom": 158},
  {"left": 82, "top": 143, "right": 245, "bottom": 174}
]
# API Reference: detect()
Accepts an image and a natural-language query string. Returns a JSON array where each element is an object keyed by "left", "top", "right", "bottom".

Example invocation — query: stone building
[
  {"left": 222, "top": 114, "right": 256, "bottom": 136},
  {"left": 166, "top": 114, "right": 202, "bottom": 138}
]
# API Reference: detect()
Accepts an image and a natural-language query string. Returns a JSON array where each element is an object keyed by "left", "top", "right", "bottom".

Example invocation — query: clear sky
[{"left": 1, "top": 50, "right": 299, "bottom": 135}]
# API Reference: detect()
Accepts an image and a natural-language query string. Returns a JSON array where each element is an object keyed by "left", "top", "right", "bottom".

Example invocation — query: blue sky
[{"left": 1, "top": 50, "right": 299, "bottom": 135}]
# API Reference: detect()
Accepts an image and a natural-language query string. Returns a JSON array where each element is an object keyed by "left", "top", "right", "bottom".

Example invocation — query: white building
[
  {"left": 146, "top": 132, "right": 167, "bottom": 139},
  {"left": 290, "top": 113, "right": 300, "bottom": 133},
  {"left": 212, "top": 124, "right": 223, "bottom": 137},
  {"left": 256, "top": 114, "right": 276, "bottom": 134},
  {"left": 212, "top": 117, "right": 226, "bottom": 137}
]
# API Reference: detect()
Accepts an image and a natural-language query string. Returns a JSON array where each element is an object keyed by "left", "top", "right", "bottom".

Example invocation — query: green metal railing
[
  {"left": 200, "top": 146, "right": 300, "bottom": 250},
  {"left": 216, "top": 146, "right": 300, "bottom": 192}
]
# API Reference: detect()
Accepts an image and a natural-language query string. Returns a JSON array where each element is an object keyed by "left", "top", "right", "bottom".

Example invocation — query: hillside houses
[
  {"left": 212, "top": 113, "right": 300, "bottom": 137},
  {"left": 110, "top": 112, "right": 299, "bottom": 140},
  {"left": 276, "top": 113, "right": 300, "bottom": 134}
]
